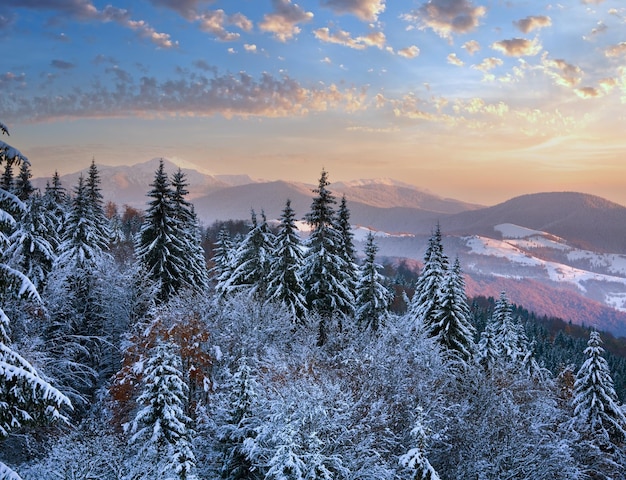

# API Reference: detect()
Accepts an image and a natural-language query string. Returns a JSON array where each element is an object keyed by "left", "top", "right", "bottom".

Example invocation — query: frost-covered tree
[
  {"left": 302, "top": 170, "right": 354, "bottom": 344},
  {"left": 217, "top": 356, "right": 262, "bottom": 480},
  {"left": 4, "top": 193, "right": 57, "bottom": 290},
  {"left": 335, "top": 195, "right": 358, "bottom": 292},
  {"left": 410, "top": 224, "right": 448, "bottom": 333},
  {"left": 490, "top": 291, "right": 534, "bottom": 368},
  {"left": 135, "top": 159, "right": 199, "bottom": 303},
  {"left": 477, "top": 320, "right": 499, "bottom": 372},
  {"left": 573, "top": 331, "right": 626, "bottom": 446},
  {"left": 14, "top": 162, "right": 34, "bottom": 202},
  {"left": 0, "top": 121, "right": 72, "bottom": 479},
  {"left": 56, "top": 175, "right": 110, "bottom": 271},
  {"left": 429, "top": 258, "right": 475, "bottom": 361},
  {"left": 266, "top": 199, "right": 307, "bottom": 324},
  {"left": 170, "top": 168, "right": 209, "bottom": 293},
  {"left": 399, "top": 407, "right": 441, "bottom": 480},
  {"left": 355, "top": 232, "right": 391, "bottom": 332},
  {"left": 127, "top": 341, "right": 196, "bottom": 480},
  {"left": 210, "top": 225, "right": 235, "bottom": 282},
  {"left": 218, "top": 210, "right": 275, "bottom": 301},
  {"left": 85, "top": 160, "right": 112, "bottom": 247}
]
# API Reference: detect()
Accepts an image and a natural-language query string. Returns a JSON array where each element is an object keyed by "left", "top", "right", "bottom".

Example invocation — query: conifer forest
[{"left": 2, "top": 123, "right": 626, "bottom": 479}]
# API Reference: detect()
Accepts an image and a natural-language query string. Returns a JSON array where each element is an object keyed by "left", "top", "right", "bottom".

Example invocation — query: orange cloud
[
  {"left": 321, "top": 0, "right": 386, "bottom": 21},
  {"left": 260, "top": 0, "right": 313, "bottom": 42},
  {"left": 491, "top": 38, "right": 542, "bottom": 57},
  {"left": 398, "top": 45, "right": 420, "bottom": 59},
  {"left": 514, "top": 15, "right": 552, "bottom": 34},
  {"left": 314, "top": 27, "right": 386, "bottom": 50}
]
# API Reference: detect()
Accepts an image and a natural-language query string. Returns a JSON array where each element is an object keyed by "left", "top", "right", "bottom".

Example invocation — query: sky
[{"left": 1, "top": 0, "right": 626, "bottom": 206}]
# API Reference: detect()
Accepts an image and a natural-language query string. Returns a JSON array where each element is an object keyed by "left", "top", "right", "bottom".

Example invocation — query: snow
[{"left": 495, "top": 223, "right": 550, "bottom": 239}]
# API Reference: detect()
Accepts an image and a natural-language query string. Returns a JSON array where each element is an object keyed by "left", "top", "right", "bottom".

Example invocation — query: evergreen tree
[
  {"left": 430, "top": 258, "right": 475, "bottom": 361},
  {"left": 0, "top": 121, "right": 72, "bottom": 479},
  {"left": 410, "top": 224, "right": 448, "bottom": 333},
  {"left": 1, "top": 161, "right": 13, "bottom": 194},
  {"left": 266, "top": 199, "right": 307, "bottom": 324},
  {"left": 43, "top": 171, "right": 67, "bottom": 249},
  {"left": 170, "top": 169, "right": 209, "bottom": 293},
  {"left": 302, "top": 170, "right": 354, "bottom": 344},
  {"left": 135, "top": 159, "right": 197, "bottom": 303},
  {"left": 355, "top": 232, "right": 391, "bottom": 332},
  {"left": 573, "top": 331, "right": 626, "bottom": 446},
  {"left": 491, "top": 291, "right": 532, "bottom": 365},
  {"left": 335, "top": 195, "right": 358, "bottom": 292},
  {"left": 56, "top": 175, "right": 110, "bottom": 271},
  {"left": 14, "top": 161, "right": 34, "bottom": 201},
  {"left": 217, "top": 357, "right": 262, "bottom": 480},
  {"left": 127, "top": 341, "right": 196, "bottom": 480},
  {"left": 210, "top": 225, "right": 234, "bottom": 281},
  {"left": 85, "top": 160, "right": 112, "bottom": 246},
  {"left": 5, "top": 193, "right": 57, "bottom": 290},
  {"left": 477, "top": 320, "right": 499, "bottom": 372},
  {"left": 218, "top": 210, "right": 275, "bottom": 301},
  {"left": 399, "top": 407, "right": 441, "bottom": 480}
]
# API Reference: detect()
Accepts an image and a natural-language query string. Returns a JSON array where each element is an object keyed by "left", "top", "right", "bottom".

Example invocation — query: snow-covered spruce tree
[
  {"left": 170, "top": 168, "right": 209, "bottom": 293},
  {"left": 4, "top": 193, "right": 57, "bottom": 290},
  {"left": 573, "top": 331, "right": 626, "bottom": 446},
  {"left": 302, "top": 169, "right": 354, "bottom": 345},
  {"left": 266, "top": 199, "right": 307, "bottom": 324},
  {"left": 477, "top": 319, "right": 499, "bottom": 372},
  {"left": 210, "top": 225, "right": 235, "bottom": 282},
  {"left": 85, "top": 160, "right": 112, "bottom": 247},
  {"left": 399, "top": 407, "right": 441, "bottom": 480},
  {"left": 429, "top": 257, "right": 475, "bottom": 361},
  {"left": 135, "top": 159, "right": 199, "bottom": 303},
  {"left": 355, "top": 232, "right": 392, "bottom": 332},
  {"left": 217, "top": 356, "right": 262, "bottom": 480},
  {"left": 218, "top": 210, "right": 275, "bottom": 301},
  {"left": 14, "top": 161, "right": 34, "bottom": 202},
  {"left": 409, "top": 223, "right": 448, "bottom": 333},
  {"left": 335, "top": 195, "right": 358, "bottom": 294},
  {"left": 127, "top": 341, "right": 197, "bottom": 480},
  {"left": 0, "top": 121, "right": 72, "bottom": 479},
  {"left": 490, "top": 291, "right": 535, "bottom": 369},
  {"left": 43, "top": 171, "right": 67, "bottom": 247}
]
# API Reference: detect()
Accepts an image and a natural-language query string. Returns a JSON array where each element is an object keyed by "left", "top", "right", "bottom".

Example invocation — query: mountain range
[{"left": 33, "top": 158, "right": 626, "bottom": 337}]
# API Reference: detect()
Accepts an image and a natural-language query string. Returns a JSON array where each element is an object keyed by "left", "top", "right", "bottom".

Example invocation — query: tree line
[{"left": 1, "top": 123, "right": 626, "bottom": 479}]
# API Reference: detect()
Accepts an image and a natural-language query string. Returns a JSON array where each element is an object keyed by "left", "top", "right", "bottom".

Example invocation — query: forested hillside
[{"left": 2, "top": 127, "right": 626, "bottom": 479}]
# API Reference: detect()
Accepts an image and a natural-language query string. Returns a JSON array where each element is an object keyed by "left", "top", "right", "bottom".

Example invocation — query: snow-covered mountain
[{"left": 32, "top": 160, "right": 626, "bottom": 336}]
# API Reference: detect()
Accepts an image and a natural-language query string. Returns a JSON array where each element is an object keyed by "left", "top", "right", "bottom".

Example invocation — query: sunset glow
[{"left": 2, "top": 0, "right": 626, "bottom": 206}]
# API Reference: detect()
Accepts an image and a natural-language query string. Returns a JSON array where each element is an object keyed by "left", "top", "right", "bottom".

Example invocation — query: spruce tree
[
  {"left": 0, "top": 121, "right": 72, "bottom": 479},
  {"left": 430, "top": 258, "right": 476, "bottom": 361},
  {"left": 85, "top": 160, "right": 112, "bottom": 246},
  {"left": 211, "top": 225, "right": 234, "bottom": 282},
  {"left": 219, "top": 211, "right": 275, "bottom": 301},
  {"left": 573, "top": 331, "right": 626, "bottom": 445},
  {"left": 127, "top": 341, "right": 196, "bottom": 480},
  {"left": 14, "top": 161, "right": 34, "bottom": 201},
  {"left": 135, "top": 160, "right": 195, "bottom": 303},
  {"left": 266, "top": 199, "right": 307, "bottom": 324},
  {"left": 399, "top": 407, "right": 441, "bottom": 480},
  {"left": 301, "top": 170, "right": 354, "bottom": 344},
  {"left": 410, "top": 224, "right": 448, "bottom": 333},
  {"left": 170, "top": 169, "right": 209, "bottom": 293},
  {"left": 355, "top": 232, "right": 391, "bottom": 332},
  {"left": 335, "top": 195, "right": 358, "bottom": 292}
]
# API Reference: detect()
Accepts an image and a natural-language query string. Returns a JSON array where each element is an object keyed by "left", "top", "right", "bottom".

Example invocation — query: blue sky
[{"left": 1, "top": 0, "right": 626, "bottom": 205}]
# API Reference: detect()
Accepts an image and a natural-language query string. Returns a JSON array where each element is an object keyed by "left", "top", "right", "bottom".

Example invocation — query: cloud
[
  {"left": 259, "top": 0, "right": 314, "bottom": 42},
  {"left": 0, "top": 69, "right": 367, "bottom": 122},
  {"left": 583, "top": 21, "right": 607, "bottom": 40},
  {"left": 195, "top": 10, "right": 246, "bottom": 41},
  {"left": 314, "top": 27, "right": 386, "bottom": 50},
  {"left": 320, "top": 0, "right": 385, "bottom": 21},
  {"left": 513, "top": 15, "right": 552, "bottom": 34},
  {"left": 51, "top": 59, "right": 75, "bottom": 69},
  {"left": 574, "top": 87, "right": 600, "bottom": 98},
  {"left": 4, "top": 1, "right": 176, "bottom": 48},
  {"left": 243, "top": 44, "right": 257, "bottom": 53},
  {"left": 471, "top": 57, "right": 503, "bottom": 72},
  {"left": 403, "top": 0, "right": 486, "bottom": 40},
  {"left": 491, "top": 37, "right": 542, "bottom": 57},
  {"left": 605, "top": 42, "right": 626, "bottom": 57},
  {"left": 447, "top": 53, "right": 464, "bottom": 66},
  {"left": 462, "top": 40, "right": 480, "bottom": 55},
  {"left": 146, "top": 0, "right": 205, "bottom": 19},
  {"left": 398, "top": 45, "right": 420, "bottom": 59},
  {"left": 541, "top": 55, "right": 582, "bottom": 88}
]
